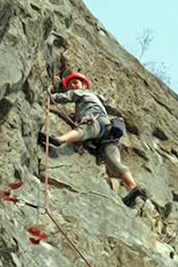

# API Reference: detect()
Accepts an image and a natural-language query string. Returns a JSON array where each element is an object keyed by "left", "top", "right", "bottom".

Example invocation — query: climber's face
[{"left": 68, "top": 78, "right": 87, "bottom": 90}]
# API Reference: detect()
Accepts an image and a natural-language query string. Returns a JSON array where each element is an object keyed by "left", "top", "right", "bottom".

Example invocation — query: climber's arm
[{"left": 52, "top": 90, "right": 76, "bottom": 104}]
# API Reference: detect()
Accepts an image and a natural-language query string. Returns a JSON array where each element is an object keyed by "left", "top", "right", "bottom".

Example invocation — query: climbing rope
[
  {"left": 43, "top": 85, "right": 92, "bottom": 267},
  {"left": 44, "top": 90, "right": 50, "bottom": 212},
  {"left": 46, "top": 86, "right": 76, "bottom": 128}
]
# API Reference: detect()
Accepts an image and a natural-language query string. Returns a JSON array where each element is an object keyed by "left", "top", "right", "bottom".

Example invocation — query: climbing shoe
[
  {"left": 38, "top": 132, "right": 62, "bottom": 147},
  {"left": 122, "top": 186, "right": 146, "bottom": 208}
]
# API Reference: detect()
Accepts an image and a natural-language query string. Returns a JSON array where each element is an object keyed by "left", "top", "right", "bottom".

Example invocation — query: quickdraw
[
  {"left": 1, "top": 191, "right": 19, "bottom": 203},
  {"left": 0, "top": 179, "right": 47, "bottom": 245},
  {"left": 8, "top": 179, "right": 23, "bottom": 190},
  {"left": 1, "top": 179, "right": 23, "bottom": 203},
  {"left": 27, "top": 225, "right": 48, "bottom": 244}
]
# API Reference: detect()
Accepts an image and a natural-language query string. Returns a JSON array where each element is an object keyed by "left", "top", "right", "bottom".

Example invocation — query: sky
[{"left": 83, "top": 0, "right": 178, "bottom": 94}]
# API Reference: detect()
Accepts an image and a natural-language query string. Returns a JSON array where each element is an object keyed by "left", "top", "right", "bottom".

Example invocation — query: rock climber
[{"left": 38, "top": 72, "right": 146, "bottom": 207}]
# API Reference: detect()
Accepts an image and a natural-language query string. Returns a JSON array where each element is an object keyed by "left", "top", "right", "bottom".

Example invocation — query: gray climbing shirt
[{"left": 52, "top": 89, "right": 107, "bottom": 122}]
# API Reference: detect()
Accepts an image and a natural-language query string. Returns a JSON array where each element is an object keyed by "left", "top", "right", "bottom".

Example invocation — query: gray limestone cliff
[{"left": 0, "top": 0, "right": 178, "bottom": 266}]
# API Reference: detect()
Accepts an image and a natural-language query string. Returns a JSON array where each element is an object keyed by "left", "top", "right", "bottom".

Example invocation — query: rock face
[{"left": 0, "top": 0, "right": 178, "bottom": 266}]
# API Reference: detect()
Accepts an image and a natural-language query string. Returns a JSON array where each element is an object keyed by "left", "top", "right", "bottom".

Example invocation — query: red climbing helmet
[{"left": 61, "top": 72, "right": 91, "bottom": 90}]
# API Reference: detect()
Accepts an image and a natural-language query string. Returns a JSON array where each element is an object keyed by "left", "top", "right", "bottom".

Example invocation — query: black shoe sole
[
  {"left": 122, "top": 187, "right": 146, "bottom": 207},
  {"left": 38, "top": 132, "right": 61, "bottom": 147}
]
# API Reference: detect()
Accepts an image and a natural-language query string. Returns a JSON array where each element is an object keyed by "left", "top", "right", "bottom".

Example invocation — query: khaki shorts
[{"left": 76, "top": 114, "right": 111, "bottom": 141}]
